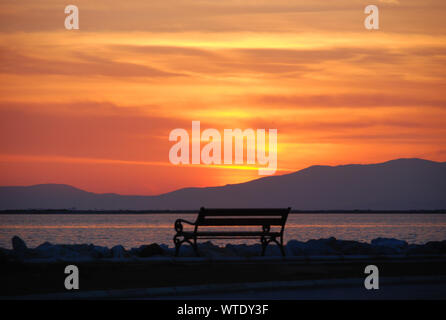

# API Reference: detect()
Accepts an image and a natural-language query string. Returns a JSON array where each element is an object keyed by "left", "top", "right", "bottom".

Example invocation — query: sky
[{"left": 0, "top": 0, "right": 446, "bottom": 195}]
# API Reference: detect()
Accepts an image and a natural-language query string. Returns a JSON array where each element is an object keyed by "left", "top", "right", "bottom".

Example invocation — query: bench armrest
[{"left": 174, "top": 219, "right": 196, "bottom": 233}]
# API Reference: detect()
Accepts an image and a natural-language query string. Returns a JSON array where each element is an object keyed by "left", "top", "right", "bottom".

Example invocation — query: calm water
[{"left": 1, "top": 213, "right": 446, "bottom": 249}]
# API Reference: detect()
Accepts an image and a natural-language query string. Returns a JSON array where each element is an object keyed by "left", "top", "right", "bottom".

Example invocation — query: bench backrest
[{"left": 195, "top": 207, "right": 290, "bottom": 230}]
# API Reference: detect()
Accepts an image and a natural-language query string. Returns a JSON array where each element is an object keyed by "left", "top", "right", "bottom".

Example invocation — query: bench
[{"left": 173, "top": 207, "right": 291, "bottom": 257}]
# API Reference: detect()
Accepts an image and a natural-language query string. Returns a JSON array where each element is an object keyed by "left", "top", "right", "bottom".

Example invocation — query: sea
[{"left": 1, "top": 213, "right": 445, "bottom": 249}]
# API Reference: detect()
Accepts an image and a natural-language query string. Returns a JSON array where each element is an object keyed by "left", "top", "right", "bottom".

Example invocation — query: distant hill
[{"left": 0, "top": 158, "right": 445, "bottom": 210}]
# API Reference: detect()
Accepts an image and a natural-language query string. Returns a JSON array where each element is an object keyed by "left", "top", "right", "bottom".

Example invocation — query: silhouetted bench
[{"left": 173, "top": 207, "right": 291, "bottom": 257}]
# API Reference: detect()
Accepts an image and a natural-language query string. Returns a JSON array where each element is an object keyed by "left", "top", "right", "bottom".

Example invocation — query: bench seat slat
[
  {"left": 200, "top": 208, "right": 289, "bottom": 216},
  {"left": 197, "top": 218, "right": 284, "bottom": 226},
  {"left": 180, "top": 231, "right": 281, "bottom": 237}
]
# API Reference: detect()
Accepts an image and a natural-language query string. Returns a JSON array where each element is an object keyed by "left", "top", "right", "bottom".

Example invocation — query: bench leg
[
  {"left": 278, "top": 242, "right": 286, "bottom": 257},
  {"left": 192, "top": 237, "right": 199, "bottom": 257},
  {"left": 273, "top": 237, "right": 286, "bottom": 257},
  {"left": 279, "top": 236, "right": 286, "bottom": 257},
  {"left": 174, "top": 235, "right": 182, "bottom": 257},
  {"left": 261, "top": 237, "right": 286, "bottom": 257},
  {"left": 261, "top": 237, "right": 267, "bottom": 256},
  {"left": 174, "top": 235, "right": 199, "bottom": 257}
]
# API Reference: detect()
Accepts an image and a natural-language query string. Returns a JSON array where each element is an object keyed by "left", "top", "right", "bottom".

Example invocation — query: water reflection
[{"left": 1, "top": 213, "right": 445, "bottom": 249}]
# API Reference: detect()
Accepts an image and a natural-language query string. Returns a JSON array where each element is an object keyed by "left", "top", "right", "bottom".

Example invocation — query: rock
[
  {"left": 0, "top": 247, "right": 13, "bottom": 263},
  {"left": 175, "top": 243, "right": 195, "bottom": 257},
  {"left": 35, "top": 242, "right": 57, "bottom": 258},
  {"left": 159, "top": 244, "right": 174, "bottom": 256},
  {"left": 263, "top": 244, "right": 282, "bottom": 256},
  {"left": 198, "top": 241, "right": 227, "bottom": 258},
  {"left": 138, "top": 244, "right": 164, "bottom": 257},
  {"left": 371, "top": 238, "right": 408, "bottom": 254},
  {"left": 371, "top": 238, "right": 408, "bottom": 250},
  {"left": 370, "top": 244, "right": 398, "bottom": 255},
  {"left": 424, "top": 241, "right": 446, "bottom": 254},
  {"left": 407, "top": 241, "right": 446, "bottom": 255},
  {"left": 59, "top": 246, "right": 82, "bottom": 259},
  {"left": 91, "top": 245, "right": 111, "bottom": 258},
  {"left": 286, "top": 240, "right": 306, "bottom": 256},
  {"left": 334, "top": 240, "right": 372, "bottom": 255},
  {"left": 406, "top": 244, "right": 425, "bottom": 255},
  {"left": 111, "top": 245, "right": 127, "bottom": 258},
  {"left": 12, "top": 236, "right": 27, "bottom": 253},
  {"left": 304, "top": 237, "right": 338, "bottom": 255},
  {"left": 226, "top": 243, "right": 262, "bottom": 257},
  {"left": 34, "top": 242, "right": 82, "bottom": 259},
  {"left": 67, "top": 244, "right": 92, "bottom": 256}
]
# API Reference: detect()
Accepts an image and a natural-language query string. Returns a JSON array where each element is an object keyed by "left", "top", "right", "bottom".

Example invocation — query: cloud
[
  {"left": 0, "top": 101, "right": 190, "bottom": 162},
  {"left": 379, "top": 0, "right": 400, "bottom": 4},
  {"left": 0, "top": 47, "right": 184, "bottom": 77},
  {"left": 251, "top": 94, "right": 446, "bottom": 109},
  {"left": 0, "top": 0, "right": 444, "bottom": 33}
]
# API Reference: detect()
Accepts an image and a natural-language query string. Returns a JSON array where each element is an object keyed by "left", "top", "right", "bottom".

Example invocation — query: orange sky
[{"left": 1, "top": 0, "right": 446, "bottom": 195}]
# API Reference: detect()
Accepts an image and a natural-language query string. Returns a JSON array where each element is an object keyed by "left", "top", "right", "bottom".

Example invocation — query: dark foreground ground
[
  {"left": 1, "top": 256, "right": 446, "bottom": 298},
  {"left": 155, "top": 281, "right": 446, "bottom": 300}
]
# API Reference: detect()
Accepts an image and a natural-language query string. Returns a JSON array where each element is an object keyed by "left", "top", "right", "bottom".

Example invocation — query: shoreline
[
  {"left": 2, "top": 236, "right": 446, "bottom": 260},
  {"left": 1, "top": 209, "right": 446, "bottom": 214}
]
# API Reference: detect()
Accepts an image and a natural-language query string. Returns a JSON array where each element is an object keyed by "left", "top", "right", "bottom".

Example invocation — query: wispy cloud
[{"left": 0, "top": 47, "right": 184, "bottom": 77}]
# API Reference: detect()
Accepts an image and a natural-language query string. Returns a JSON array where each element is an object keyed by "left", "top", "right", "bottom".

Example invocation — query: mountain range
[{"left": 0, "top": 158, "right": 445, "bottom": 210}]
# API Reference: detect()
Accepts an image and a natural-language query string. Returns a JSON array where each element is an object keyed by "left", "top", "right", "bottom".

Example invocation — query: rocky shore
[{"left": 1, "top": 236, "right": 446, "bottom": 262}]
